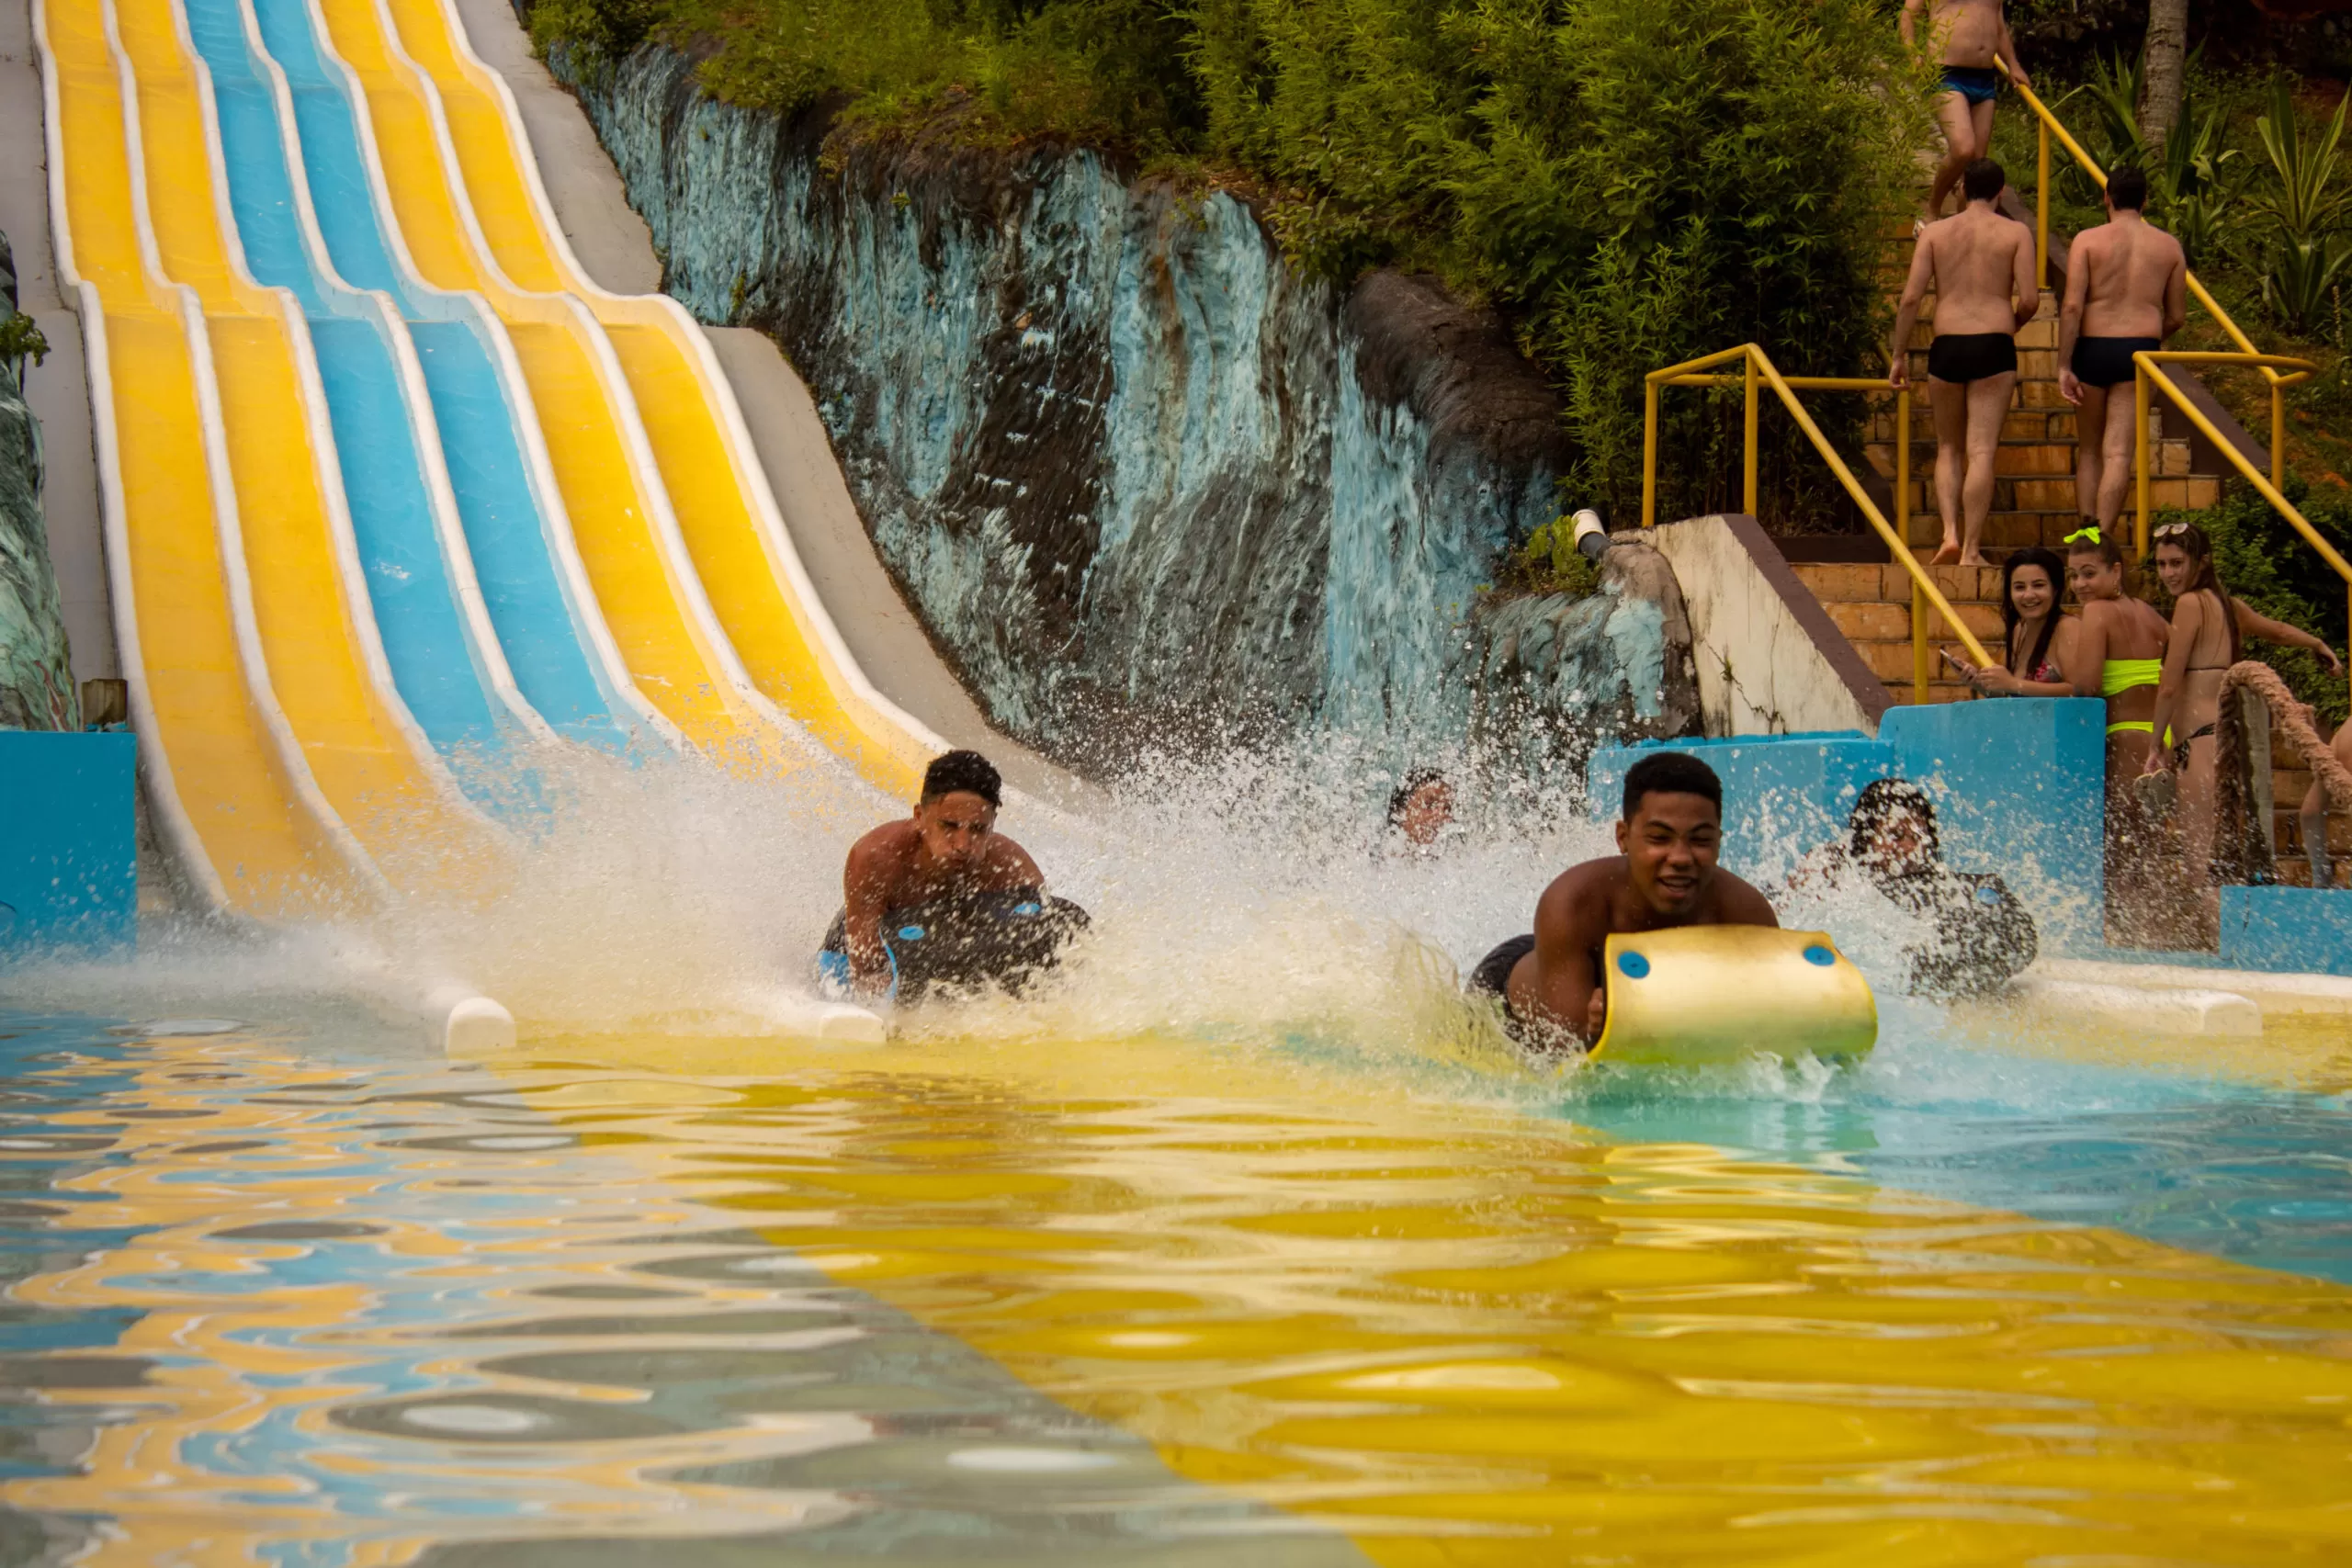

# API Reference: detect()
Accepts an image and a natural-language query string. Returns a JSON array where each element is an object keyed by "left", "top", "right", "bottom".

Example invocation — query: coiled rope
[{"left": 2212, "top": 660, "right": 2352, "bottom": 886}]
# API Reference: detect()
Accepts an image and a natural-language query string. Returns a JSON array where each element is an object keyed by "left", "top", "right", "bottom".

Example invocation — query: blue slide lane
[
  {"left": 187, "top": 0, "right": 637, "bottom": 753},
  {"left": 186, "top": 0, "right": 505, "bottom": 758}
]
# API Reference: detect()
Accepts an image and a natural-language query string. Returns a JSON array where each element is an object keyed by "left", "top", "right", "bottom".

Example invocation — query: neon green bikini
[{"left": 2101, "top": 658, "right": 2163, "bottom": 736}]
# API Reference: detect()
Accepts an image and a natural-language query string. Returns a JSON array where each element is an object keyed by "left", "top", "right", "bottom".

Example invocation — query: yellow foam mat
[{"left": 1593, "top": 926, "right": 1878, "bottom": 1065}]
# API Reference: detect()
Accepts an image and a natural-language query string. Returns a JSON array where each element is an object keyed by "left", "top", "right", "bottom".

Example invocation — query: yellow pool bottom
[{"left": 9, "top": 1024, "right": 2352, "bottom": 1564}]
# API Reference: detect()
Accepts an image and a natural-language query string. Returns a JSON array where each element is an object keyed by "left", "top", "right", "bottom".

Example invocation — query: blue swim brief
[{"left": 1941, "top": 65, "right": 1999, "bottom": 105}]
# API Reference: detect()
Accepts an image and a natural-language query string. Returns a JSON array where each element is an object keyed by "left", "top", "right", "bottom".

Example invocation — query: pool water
[{"left": 1, "top": 1007, "right": 2350, "bottom": 1564}]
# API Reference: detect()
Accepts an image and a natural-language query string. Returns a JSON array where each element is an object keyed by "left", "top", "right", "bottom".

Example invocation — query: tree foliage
[{"left": 532, "top": 0, "right": 1929, "bottom": 527}]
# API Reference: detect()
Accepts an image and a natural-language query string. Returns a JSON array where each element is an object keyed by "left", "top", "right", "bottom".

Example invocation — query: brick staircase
[{"left": 1791, "top": 558, "right": 2006, "bottom": 705}]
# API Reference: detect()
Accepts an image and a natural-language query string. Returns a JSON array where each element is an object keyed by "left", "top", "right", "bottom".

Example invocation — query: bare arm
[
  {"left": 1995, "top": 13, "right": 2027, "bottom": 85},
  {"left": 1712, "top": 874, "right": 1782, "bottom": 929},
  {"left": 2146, "top": 593, "right": 2203, "bottom": 772},
  {"left": 980, "top": 833, "right": 1046, "bottom": 891},
  {"left": 1899, "top": 0, "right": 1924, "bottom": 49},
  {"left": 2163, "top": 245, "right": 2188, "bottom": 339},
  {"left": 2055, "top": 235, "right": 2089, "bottom": 400},
  {"left": 1889, "top": 234, "right": 1935, "bottom": 388},
  {"left": 1519, "top": 875, "right": 1610, "bottom": 1052},
  {"left": 842, "top": 835, "right": 900, "bottom": 988},
  {"left": 2235, "top": 601, "right": 2346, "bottom": 674}
]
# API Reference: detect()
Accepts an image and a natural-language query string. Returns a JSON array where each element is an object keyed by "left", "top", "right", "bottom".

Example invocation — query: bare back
[
  {"left": 1916, "top": 206, "right": 2035, "bottom": 335},
  {"left": 2074, "top": 218, "right": 2186, "bottom": 338}
]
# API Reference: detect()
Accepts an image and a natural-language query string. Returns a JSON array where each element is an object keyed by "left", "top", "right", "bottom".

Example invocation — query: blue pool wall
[
  {"left": 0, "top": 731, "right": 135, "bottom": 950},
  {"left": 1590, "top": 697, "right": 2109, "bottom": 955},
  {"left": 2220, "top": 887, "right": 2352, "bottom": 976}
]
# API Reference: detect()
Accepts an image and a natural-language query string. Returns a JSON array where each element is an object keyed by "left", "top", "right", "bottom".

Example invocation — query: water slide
[{"left": 37, "top": 0, "right": 981, "bottom": 1042}]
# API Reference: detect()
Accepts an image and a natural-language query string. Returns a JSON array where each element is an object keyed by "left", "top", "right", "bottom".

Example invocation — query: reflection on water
[{"left": 2, "top": 1012, "right": 2352, "bottom": 1563}]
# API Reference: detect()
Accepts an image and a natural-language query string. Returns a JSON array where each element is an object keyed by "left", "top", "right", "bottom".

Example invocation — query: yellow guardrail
[
  {"left": 1642, "top": 343, "right": 1992, "bottom": 706},
  {"left": 2136, "top": 350, "right": 2352, "bottom": 668}
]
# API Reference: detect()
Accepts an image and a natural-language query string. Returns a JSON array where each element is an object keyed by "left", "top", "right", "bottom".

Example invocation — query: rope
[{"left": 2212, "top": 660, "right": 2352, "bottom": 887}]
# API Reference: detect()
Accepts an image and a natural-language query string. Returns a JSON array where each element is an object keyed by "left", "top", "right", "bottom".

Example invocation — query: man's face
[
  {"left": 913, "top": 791, "right": 997, "bottom": 864},
  {"left": 1613, "top": 791, "right": 1721, "bottom": 918}
]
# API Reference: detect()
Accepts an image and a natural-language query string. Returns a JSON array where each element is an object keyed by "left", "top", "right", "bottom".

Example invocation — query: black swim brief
[
  {"left": 1469, "top": 933, "right": 1535, "bottom": 998},
  {"left": 1927, "top": 332, "right": 2018, "bottom": 384},
  {"left": 1940, "top": 64, "right": 1998, "bottom": 105},
  {"left": 2069, "top": 334, "right": 2160, "bottom": 389}
]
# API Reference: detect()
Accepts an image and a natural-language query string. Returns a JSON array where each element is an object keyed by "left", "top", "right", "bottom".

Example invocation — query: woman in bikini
[
  {"left": 2143, "top": 521, "right": 2343, "bottom": 936},
  {"left": 2062, "top": 527, "right": 2171, "bottom": 942},
  {"left": 1956, "top": 545, "right": 2079, "bottom": 697}
]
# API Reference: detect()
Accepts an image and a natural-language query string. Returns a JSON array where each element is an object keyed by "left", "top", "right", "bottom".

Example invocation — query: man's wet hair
[
  {"left": 1622, "top": 751, "right": 1723, "bottom": 821},
  {"left": 1962, "top": 158, "right": 2006, "bottom": 204},
  {"left": 2107, "top": 166, "right": 2148, "bottom": 212},
  {"left": 1386, "top": 768, "right": 1449, "bottom": 825},
  {"left": 922, "top": 749, "right": 1001, "bottom": 807}
]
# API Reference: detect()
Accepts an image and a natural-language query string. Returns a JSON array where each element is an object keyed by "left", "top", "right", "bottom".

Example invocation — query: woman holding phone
[{"left": 1945, "top": 546, "right": 2080, "bottom": 698}]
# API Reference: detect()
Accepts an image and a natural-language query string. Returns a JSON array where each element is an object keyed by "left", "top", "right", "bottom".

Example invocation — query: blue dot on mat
[
  {"left": 1617, "top": 951, "right": 1651, "bottom": 979},
  {"left": 1013, "top": 902, "right": 1041, "bottom": 916},
  {"left": 1803, "top": 944, "right": 1837, "bottom": 967},
  {"left": 898, "top": 926, "right": 926, "bottom": 942}
]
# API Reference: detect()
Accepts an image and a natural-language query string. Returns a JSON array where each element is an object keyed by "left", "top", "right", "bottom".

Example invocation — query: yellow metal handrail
[
  {"left": 1642, "top": 343, "right": 1993, "bottom": 706},
  {"left": 2135, "top": 350, "right": 2352, "bottom": 671}
]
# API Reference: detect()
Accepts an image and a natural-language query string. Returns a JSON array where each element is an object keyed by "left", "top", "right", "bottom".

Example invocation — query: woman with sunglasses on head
[
  {"left": 2144, "top": 521, "right": 2343, "bottom": 934},
  {"left": 2062, "top": 525, "right": 2173, "bottom": 942},
  {"left": 1951, "top": 545, "right": 2079, "bottom": 697}
]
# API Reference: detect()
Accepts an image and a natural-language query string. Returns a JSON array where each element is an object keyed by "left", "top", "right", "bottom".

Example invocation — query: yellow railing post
[
  {"left": 2134, "top": 365, "right": 2153, "bottom": 558},
  {"left": 1895, "top": 384, "right": 1911, "bottom": 548},
  {"left": 1642, "top": 379, "right": 1659, "bottom": 529},
  {"left": 2273, "top": 379, "right": 2286, "bottom": 491},
  {"left": 1913, "top": 579, "right": 1931, "bottom": 706},
  {"left": 1742, "top": 351, "right": 1759, "bottom": 519},
  {"left": 2035, "top": 119, "right": 2051, "bottom": 293}
]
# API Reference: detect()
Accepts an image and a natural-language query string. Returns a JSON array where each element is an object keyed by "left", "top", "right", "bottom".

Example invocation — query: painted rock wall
[
  {"left": 549, "top": 42, "right": 1696, "bottom": 768},
  {"left": 0, "top": 233, "right": 76, "bottom": 732}
]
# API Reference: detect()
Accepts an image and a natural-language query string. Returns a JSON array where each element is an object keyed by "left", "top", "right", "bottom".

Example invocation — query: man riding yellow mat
[{"left": 1469, "top": 752, "right": 1779, "bottom": 1053}]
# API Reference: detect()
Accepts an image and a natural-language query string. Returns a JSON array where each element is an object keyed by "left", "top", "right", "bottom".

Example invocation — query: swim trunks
[
  {"left": 1927, "top": 332, "right": 2018, "bottom": 384},
  {"left": 1940, "top": 64, "right": 1999, "bottom": 105},
  {"left": 1469, "top": 934, "right": 1535, "bottom": 999},
  {"left": 2071, "top": 334, "right": 2160, "bottom": 389}
]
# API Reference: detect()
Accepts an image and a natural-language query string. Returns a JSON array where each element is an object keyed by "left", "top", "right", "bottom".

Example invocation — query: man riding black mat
[{"left": 821, "top": 750, "right": 1080, "bottom": 1002}]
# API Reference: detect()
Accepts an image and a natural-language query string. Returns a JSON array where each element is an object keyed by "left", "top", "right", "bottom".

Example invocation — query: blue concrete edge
[{"left": 0, "top": 731, "right": 137, "bottom": 953}]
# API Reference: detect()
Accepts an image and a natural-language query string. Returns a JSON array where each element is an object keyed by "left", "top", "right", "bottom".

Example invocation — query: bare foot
[
  {"left": 1959, "top": 552, "right": 1991, "bottom": 567},
  {"left": 1929, "top": 543, "right": 1962, "bottom": 566}
]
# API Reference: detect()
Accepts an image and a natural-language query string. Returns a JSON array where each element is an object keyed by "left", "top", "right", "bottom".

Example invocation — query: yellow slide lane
[
  {"left": 43, "top": 0, "right": 365, "bottom": 918},
  {"left": 383, "top": 0, "right": 933, "bottom": 798},
  {"left": 312, "top": 0, "right": 791, "bottom": 768},
  {"left": 107, "top": 0, "right": 504, "bottom": 894}
]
